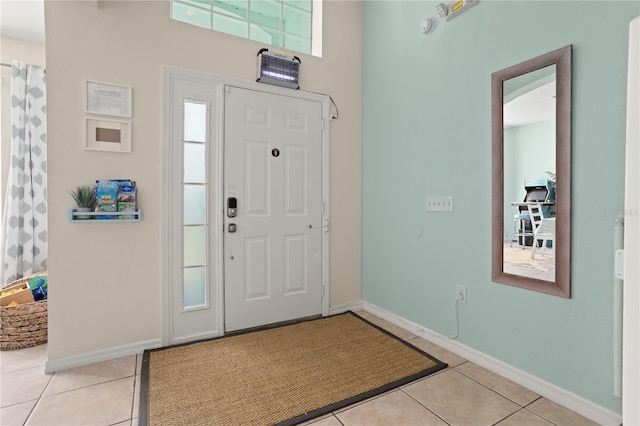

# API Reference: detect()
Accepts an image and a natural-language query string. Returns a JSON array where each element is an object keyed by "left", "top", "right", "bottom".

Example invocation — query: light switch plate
[{"left": 426, "top": 196, "right": 454, "bottom": 212}]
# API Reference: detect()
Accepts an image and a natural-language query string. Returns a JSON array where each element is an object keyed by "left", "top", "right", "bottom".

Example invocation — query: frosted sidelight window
[
  {"left": 184, "top": 267, "right": 207, "bottom": 309},
  {"left": 183, "top": 226, "right": 206, "bottom": 266},
  {"left": 184, "top": 185, "right": 206, "bottom": 225},
  {"left": 184, "top": 143, "right": 206, "bottom": 183},
  {"left": 182, "top": 100, "right": 209, "bottom": 310},
  {"left": 171, "top": 0, "right": 316, "bottom": 56},
  {"left": 184, "top": 102, "right": 207, "bottom": 142}
]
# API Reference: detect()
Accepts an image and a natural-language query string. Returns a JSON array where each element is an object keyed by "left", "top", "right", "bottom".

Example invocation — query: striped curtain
[{"left": 1, "top": 61, "right": 47, "bottom": 285}]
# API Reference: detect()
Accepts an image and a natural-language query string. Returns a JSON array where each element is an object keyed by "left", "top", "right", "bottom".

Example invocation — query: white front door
[{"left": 223, "top": 86, "right": 323, "bottom": 332}]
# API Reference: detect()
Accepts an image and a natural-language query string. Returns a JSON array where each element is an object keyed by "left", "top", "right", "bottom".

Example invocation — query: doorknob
[
  {"left": 228, "top": 223, "right": 237, "bottom": 233},
  {"left": 227, "top": 197, "right": 237, "bottom": 218}
]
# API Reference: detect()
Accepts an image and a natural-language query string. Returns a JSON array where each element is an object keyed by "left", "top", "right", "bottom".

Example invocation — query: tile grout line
[
  {"left": 490, "top": 408, "right": 524, "bottom": 426},
  {"left": 450, "top": 368, "right": 563, "bottom": 426},
  {"left": 130, "top": 355, "right": 140, "bottom": 424},
  {"left": 399, "top": 362, "right": 462, "bottom": 426},
  {"left": 403, "top": 369, "right": 525, "bottom": 426},
  {"left": 30, "top": 374, "right": 138, "bottom": 425},
  {"left": 452, "top": 365, "right": 541, "bottom": 408},
  {"left": 520, "top": 397, "right": 563, "bottom": 426},
  {"left": 399, "top": 387, "right": 452, "bottom": 425},
  {"left": 329, "top": 413, "right": 346, "bottom": 426},
  {"left": 23, "top": 365, "right": 55, "bottom": 425},
  {"left": 33, "top": 374, "right": 138, "bottom": 399}
]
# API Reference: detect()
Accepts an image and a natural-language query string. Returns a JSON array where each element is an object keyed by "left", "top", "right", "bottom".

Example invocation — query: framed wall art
[
  {"left": 85, "top": 117, "right": 131, "bottom": 153},
  {"left": 86, "top": 80, "right": 132, "bottom": 117}
]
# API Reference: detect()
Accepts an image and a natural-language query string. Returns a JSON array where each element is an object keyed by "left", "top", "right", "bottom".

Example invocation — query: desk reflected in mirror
[{"left": 504, "top": 178, "right": 556, "bottom": 282}]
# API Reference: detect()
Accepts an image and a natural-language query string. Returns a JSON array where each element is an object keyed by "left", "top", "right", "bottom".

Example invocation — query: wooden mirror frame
[{"left": 492, "top": 45, "right": 572, "bottom": 298}]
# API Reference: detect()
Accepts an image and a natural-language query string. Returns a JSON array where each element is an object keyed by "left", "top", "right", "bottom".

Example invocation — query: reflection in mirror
[
  {"left": 503, "top": 65, "right": 556, "bottom": 282},
  {"left": 492, "top": 46, "right": 571, "bottom": 298}
]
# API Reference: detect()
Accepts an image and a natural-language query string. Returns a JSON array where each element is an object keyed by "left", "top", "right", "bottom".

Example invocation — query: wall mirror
[{"left": 492, "top": 45, "right": 572, "bottom": 297}]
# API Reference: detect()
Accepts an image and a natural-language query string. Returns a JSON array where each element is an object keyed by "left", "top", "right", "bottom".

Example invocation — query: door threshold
[{"left": 225, "top": 314, "right": 323, "bottom": 336}]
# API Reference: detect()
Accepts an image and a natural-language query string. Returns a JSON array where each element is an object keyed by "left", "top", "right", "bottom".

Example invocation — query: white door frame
[
  {"left": 623, "top": 16, "right": 640, "bottom": 426},
  {"left": 161, "top": 66, "right": 331, "bottom": 346}
]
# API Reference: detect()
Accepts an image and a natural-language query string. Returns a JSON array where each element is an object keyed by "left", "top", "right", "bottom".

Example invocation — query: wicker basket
[{"left": 0, "top": 272, "right": 48, "bottom": 351}]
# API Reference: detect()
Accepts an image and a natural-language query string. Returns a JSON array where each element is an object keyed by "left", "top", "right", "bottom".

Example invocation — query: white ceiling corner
[{"left": 0, "top": 0, "right": 46, "bottom": 45}]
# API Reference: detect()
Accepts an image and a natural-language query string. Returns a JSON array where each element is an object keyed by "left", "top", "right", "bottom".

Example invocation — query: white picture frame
[
  {"left": 85, "top": 118, "right": 131, "bottom": 153},
  {"left": 86, "top": 80, "right": 132, "bottom": 117}
]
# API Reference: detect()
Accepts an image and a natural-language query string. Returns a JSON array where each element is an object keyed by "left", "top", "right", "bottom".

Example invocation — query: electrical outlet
[
  {"left": 456, "top": 285, "right": 467, "bottom": 304},
  {"left": 426, "top": 196, "right": 454, "bottom": 212}
]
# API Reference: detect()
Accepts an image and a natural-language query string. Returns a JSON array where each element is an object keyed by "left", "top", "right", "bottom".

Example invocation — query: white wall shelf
[{"left": 69, "top": 209, "right": 142, "bottom": 222}]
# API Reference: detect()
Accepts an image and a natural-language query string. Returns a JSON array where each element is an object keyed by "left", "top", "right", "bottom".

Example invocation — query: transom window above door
[{"left": 171, "top": 0, "right": 320, "bottom": 56}]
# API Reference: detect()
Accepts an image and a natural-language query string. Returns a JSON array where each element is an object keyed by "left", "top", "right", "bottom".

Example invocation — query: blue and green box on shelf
[{"left": 95, "top": 179, "right": 136, "bottom": 220}]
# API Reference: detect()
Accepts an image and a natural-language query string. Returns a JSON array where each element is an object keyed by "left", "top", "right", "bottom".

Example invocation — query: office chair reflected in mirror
[{"left": 527, "top": 204, "right": 555, "bottom": 260}]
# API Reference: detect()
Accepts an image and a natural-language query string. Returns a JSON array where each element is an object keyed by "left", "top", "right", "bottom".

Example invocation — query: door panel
[
  {"left": 245, "top": 141, "right": 269, "bottom": 215},
  {"left": 224, "top": 86, "right": 323, "bottom": 332},
  {"left": 245, "top": 236, "right": 270, "bottom": 300},
  {"left": 285, "top": 146, "right": 307, "bottom": 214},
  {"left": 284, "top": 235, "right": 307, "bottom": 294}
]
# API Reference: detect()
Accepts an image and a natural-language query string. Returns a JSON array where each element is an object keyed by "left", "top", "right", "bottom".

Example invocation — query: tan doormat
[{"left": 140, "top": 311, "right": 447, "bottom": 426}]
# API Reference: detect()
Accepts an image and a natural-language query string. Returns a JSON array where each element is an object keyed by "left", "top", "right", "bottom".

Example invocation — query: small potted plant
[{"left": 68, "top": 185, "right": 96, "bottom": 219}]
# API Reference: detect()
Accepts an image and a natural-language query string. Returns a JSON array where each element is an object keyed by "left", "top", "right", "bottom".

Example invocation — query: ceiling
[
  {"left": 503, "top": 81, "right": 556, "bottom": 129},
  {"left": 1, "top": 0, "right": 46, "bottom": 45}
]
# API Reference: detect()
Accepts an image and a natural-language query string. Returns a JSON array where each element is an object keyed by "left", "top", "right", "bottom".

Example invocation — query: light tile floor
[
  {"left": 1, "top": 312, "right": 598, "bottom": 426},
  {"left": 503, "top": 242, "right": 555, "bottom": 282}
]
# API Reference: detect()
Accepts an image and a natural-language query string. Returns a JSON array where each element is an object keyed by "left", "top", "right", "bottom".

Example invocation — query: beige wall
[
  {"left": 0, "top": 37, "right": 46, "bottom": 242},
  {"left": 44, "top": 0, "right": 362, "bottom": 360}
]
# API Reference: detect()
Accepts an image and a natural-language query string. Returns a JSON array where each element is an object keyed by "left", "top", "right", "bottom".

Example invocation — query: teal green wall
[{"left": 362, "top": 0, "right": 639, "bottom": 413}]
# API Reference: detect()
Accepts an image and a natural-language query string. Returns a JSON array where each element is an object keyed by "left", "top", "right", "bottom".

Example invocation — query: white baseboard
[
  {"left": 329, "top": 300, "right": 363, "bottom": 315},
  {"left": 45, "top": 339, "right": 162, "bottom": 374},
  {"left": 362, "top": 301, "right": 622, "bottom": 426},
  {"left": 44, "top": 302, "right": 364, "bottom": 374}
]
